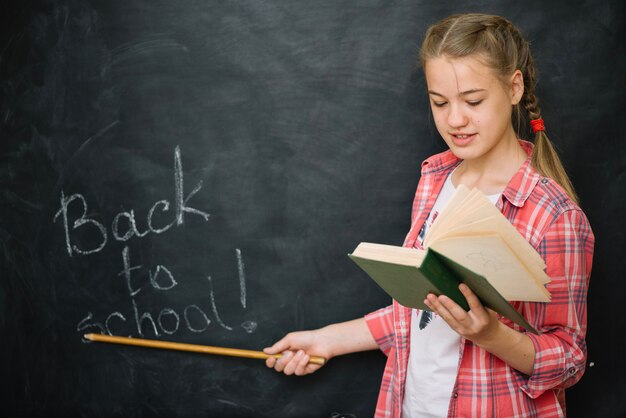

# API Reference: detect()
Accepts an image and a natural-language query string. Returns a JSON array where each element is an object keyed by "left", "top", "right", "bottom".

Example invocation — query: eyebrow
[{"left": 428, "top": 88, "right": 486, "bottom": 97}]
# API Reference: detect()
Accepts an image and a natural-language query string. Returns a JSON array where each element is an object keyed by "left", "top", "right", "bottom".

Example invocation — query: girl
[{"left": 264, "top": 13, "right": 594, "bottom": 418}]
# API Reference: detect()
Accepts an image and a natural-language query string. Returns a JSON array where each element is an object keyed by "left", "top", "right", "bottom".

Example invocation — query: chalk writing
[
  {"left": 77, "top": 246, "right": 254, "bottom": 340},
  {"left": 54, "top": 192, "right": 108, "bottom": 255},
  {"left": 149, "top": 265, "right": 177, "bottom": 291},
  {"left": 236, "top": 248, "right": 246, "bottom": 309},
  {"left": 58, "top": 146, "right": 257, "bottom": 341},
  {"left": 54, "top": 145, "right": 209, "bottom": 257}
]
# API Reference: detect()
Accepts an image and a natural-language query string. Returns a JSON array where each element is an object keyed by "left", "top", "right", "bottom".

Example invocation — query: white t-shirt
[{"left": 402, "top": 173, "right": 500, "bottom": 418}]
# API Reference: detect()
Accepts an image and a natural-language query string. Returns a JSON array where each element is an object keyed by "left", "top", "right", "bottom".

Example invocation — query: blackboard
[{"left": 1, "top": 1, "right": 624, "bottom": 417}]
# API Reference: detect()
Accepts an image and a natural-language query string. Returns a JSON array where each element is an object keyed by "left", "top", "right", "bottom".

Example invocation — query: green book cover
[{"left": 349, "top": 248, "right": 538, "bottom": 335}]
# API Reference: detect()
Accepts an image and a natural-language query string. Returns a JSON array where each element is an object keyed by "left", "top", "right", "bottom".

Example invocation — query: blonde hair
[{"left": 420, "top": 13, "right": 579, "bottom": 204}]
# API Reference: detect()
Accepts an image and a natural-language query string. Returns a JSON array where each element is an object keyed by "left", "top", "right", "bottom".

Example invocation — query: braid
[
  {"left": 522, "top": 91, "right": 541, "bottom": 121},
  {"left": 521, "top": 48, "right": 579, "bottom": 203},
  {"left": 518, "top": 37, "right": 579, "bottom": 203},
  {"left": 520, "top": 54, "right": 541, "bottom": 121}
]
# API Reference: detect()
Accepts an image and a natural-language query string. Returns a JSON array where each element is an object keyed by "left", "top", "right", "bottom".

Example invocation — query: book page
[
  {"left": 431, "top": 217, "right": 547, "bottom": 280},
  {"left": 425, "top": 187, "right": 495, "bottom": 245},
  {"left": 423, "top": 186, "right": 548, "bottom": 286},
  {"left": 425, "top": 188, "right": 492, "bottom": 245},
  {"left": 351, "top": 242, "right": 426, "bottom": 267},
  {"left": 423, "top": 184, "right": 471, "bottom": 246},
  {"left": 429, "top": 235, "right": 550, "bottom": 302}
]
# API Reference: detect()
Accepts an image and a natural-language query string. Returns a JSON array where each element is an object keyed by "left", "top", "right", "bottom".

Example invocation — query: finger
[
  {"left": 263, "top": 337, "right": 292, "bottom": 355},
  {"left": 265, "top": 356, "right": 277, "bottom": 368},
  {"left": 304, "top": 363, "right": 323, "bottom": 375},
  {"left": 424, "top": 293, "right": 440, "bottom": 311},
  {"left": 274, "top": 350, "right": 293, "bottom": 373},
  {"left": 436, "top": 294, "right": 470, "bottom": 322},
  {"left": 425, "top": 293, "right": 461, "bottom": 327},
  {"left": 424, "top": 293, "right": 447, "bottom": 319},
  {"left": 459, "top": 283, "right": 486, "bottom": 313},
  {"left": 283, "top": 350, "right": 304, "bottom": 375},
  {"left": 294, "top": 353, "right": 311, "bottom": 376},
  {"left": 425, "top": 293, "right": 453, "bottom": 318}
]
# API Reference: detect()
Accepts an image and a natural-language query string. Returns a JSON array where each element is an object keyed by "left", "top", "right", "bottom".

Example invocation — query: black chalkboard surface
[{"left": 2, "top": 1, "right": 624, "bottom": 417}]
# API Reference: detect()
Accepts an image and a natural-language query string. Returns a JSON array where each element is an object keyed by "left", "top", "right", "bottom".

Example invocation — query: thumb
[{"left": 263, "top": 336, "right": 292, "bottom": 355}]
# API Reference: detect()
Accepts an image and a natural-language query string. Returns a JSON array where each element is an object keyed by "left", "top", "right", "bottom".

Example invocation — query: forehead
[{"left": 424, "top": 56, "right": 498, "bottom": 94}]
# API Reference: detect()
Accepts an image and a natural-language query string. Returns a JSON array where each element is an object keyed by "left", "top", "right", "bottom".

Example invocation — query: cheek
[
  {"left": 432, "top": 110, "right": 446, "bottom": 127},
  {"left": 433, "top": 116, "right": 448, "bottom": 136}
]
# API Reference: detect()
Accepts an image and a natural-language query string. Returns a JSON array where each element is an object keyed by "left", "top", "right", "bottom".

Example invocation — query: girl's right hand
[
  {"left": 263, "top": 318, "right": 377, "bottom": 376},
  {"left": 263, "top": 329, "right": 331, "bottom": 376}
]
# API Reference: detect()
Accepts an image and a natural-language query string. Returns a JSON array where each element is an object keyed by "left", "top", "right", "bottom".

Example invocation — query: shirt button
[
  {"left": 453, "top": 392, "right": 458, "bottom": 398},
  {"left": 540, "top": 178, "right": 549, "bottom": 184},
  {"left": 568, "top": 367, "right": 577, "bottom": 375}
]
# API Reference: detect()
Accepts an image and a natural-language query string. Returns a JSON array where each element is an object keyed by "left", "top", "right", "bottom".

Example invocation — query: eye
[
  {"left": 432, "top": 101, "right": 447, "bottom": 108},
  {"left": 467, "top": 100, "right": 483, "bottom": 107}
]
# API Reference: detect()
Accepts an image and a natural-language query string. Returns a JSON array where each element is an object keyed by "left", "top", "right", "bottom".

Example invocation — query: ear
[{"left": 510, "top": 70, "right": 524, "bottom": 105}]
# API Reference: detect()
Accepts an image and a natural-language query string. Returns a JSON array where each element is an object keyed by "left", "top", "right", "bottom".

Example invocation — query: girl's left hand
[{"left": 424, "top": 283, "right": 501, "bottom": 344}]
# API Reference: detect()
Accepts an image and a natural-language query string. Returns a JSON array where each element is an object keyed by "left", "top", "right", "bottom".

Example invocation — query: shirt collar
[
  {"left": 421, "top": 140, "right": 540, "bottom": 208},
  {"left": 501, "top": 141, "right": 541, "bottom": 207}
]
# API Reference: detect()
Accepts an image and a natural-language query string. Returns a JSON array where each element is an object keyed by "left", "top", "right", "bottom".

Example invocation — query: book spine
[{"left": 420, "top": 250, "right": 470, "bottom": 311}]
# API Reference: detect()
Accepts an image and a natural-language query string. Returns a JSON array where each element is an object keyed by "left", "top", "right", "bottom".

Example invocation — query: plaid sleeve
[
  {"left": 521, "top": 208, "right": 594, "bottom": 398},
  {"left": 364, "top": 305, "right": 395, "bottom": 356}
]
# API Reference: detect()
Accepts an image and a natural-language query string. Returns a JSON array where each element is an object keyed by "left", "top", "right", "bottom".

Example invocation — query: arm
[
  {"left": 263, "top": 317, "right": 378, "bottom": 376},
  {"left": 520, "top": 208, "right": 594, "bottom": 395}
]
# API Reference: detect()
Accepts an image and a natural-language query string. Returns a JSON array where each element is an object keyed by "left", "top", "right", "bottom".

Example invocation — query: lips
[{"left": 450, "top": 133, "right": 476, "bottom": 146}]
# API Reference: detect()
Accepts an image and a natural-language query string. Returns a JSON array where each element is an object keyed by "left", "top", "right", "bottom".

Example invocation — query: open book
[{"left": 348, "top": 185, "right": 550, "bottom": 334}]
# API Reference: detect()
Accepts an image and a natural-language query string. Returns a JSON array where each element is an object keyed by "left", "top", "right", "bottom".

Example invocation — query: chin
[{"left": 447, "top": 145, "right": 478, "bottom": 161}]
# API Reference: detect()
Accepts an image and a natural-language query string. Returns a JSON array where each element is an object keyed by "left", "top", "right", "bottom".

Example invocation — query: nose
[{"left": 447, "top": 103, "right": 468, "bottom": 128}]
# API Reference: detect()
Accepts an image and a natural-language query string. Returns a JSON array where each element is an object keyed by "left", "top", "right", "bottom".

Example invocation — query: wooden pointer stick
[{"left": 84, "top": 333, "right": 327, "bottom": 366}]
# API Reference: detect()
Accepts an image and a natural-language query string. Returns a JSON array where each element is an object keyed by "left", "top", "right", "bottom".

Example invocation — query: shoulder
[
  {"left": 528, "top": 175, "right": 580, "bottom": 217},
  {"left": 504, "top": 155, "right": 579, "bottom": 218},
  {"left": 533, "top": 177, "right": 594, "bottom": 239},
  {"left": 508, "top": 171, "right": 593, "bottom": 247}
]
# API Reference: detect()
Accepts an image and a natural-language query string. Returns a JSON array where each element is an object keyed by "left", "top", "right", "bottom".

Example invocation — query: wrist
[
  {"left": 317, "top": 325, "right": 339, "bottom": 359},
  {"left": 473, "top": 319, "right": 511, "bottom": 350},
  {"left": 474, "top": 320, "right": 535, "bottom": 376}
]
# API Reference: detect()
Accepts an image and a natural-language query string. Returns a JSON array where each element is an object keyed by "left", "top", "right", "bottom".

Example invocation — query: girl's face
[{"left": 424, "top": 55, "right": 523, "bottom": 162}]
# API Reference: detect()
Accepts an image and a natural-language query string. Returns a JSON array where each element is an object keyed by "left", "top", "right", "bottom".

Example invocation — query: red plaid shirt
[{"left": 365, "top": 141, "right": 594, "bottom": 417}]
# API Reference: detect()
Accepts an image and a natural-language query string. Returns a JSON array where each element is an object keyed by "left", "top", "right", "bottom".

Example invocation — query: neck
[{"left": 452, "top": 131, "right": 526, "bottom": 195}]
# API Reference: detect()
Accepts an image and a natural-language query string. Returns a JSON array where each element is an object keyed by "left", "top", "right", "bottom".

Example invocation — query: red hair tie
[{"left": 530, "top": 118, "right": 545, "bottom": 133}]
